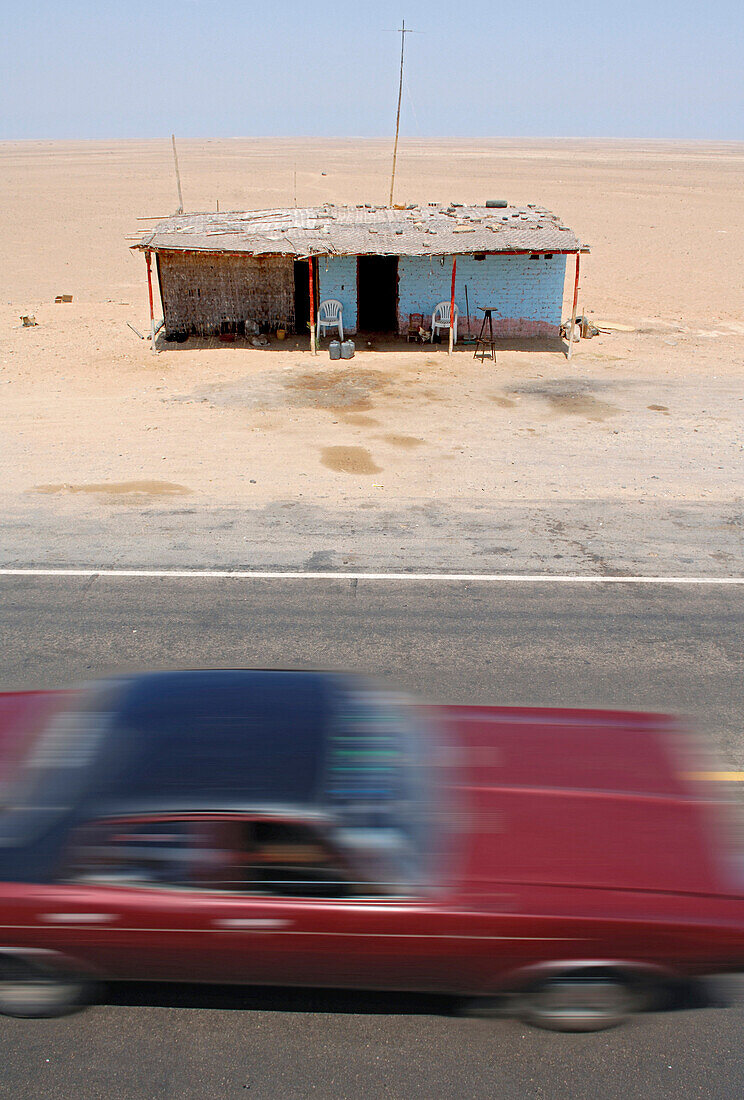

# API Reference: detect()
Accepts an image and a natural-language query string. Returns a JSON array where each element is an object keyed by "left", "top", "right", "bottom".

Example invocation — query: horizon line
[{"left": 2, "top": 134, "right": 744, "bottom": 145}]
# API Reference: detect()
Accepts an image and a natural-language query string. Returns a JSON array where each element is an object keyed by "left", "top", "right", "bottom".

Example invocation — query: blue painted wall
[
  {"left": 317, "top": 255, "right": 357, "bottom": 334},
  {"left": 398, "top": 253, "right": 567, "bottom": 337},
  {"left": 316, "top": 252, "right": 567, "bottom": 336}
]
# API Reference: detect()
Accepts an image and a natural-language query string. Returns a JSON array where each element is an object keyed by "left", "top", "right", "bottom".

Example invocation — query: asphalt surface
[
  {"left": 4, "top": 496, "right": 744, "bottom": 577},
  {"left": 2, "top": 575, "right": 744, "bottom": 1099}
]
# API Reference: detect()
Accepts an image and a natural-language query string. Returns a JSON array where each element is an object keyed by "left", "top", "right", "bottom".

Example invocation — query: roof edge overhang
[{"left": 131, "top": 244, "right": 588, "bottom": 258}]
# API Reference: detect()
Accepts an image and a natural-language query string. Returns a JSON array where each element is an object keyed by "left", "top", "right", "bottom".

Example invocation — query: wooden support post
[
  {"left": 448, "top": 255, "right": 457, "bottom": 356},
  {"left": 566, "top": 252, "right": 580, "bottom": 360},
  {"left": 171, "top": 134, "right": 184, "bottom": 214},
  {"left": 145, "top": 250, "right": 157, "bottom": 353},
  {"left": 308, "top": 256, "right": 316, "bottom": 355},
  {"left": 388, "top": 19, "right": 407, "bottom": 206}
]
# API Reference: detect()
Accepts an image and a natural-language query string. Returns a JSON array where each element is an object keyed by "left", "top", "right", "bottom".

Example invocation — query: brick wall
[
  {"left": 317, "top": 255, "right": 357, "bottom": 334},
  {"left": 158, "top": 250, "right": 295, "bottom": 336},
  {"left": 398, "top": 253, "right": 567, "bottom": 337}
]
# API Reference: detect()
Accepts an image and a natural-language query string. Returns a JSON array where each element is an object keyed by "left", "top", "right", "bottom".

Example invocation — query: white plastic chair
[
  {"left": 431, "top": 302, "right": 458, "bottom": 344},
  {"left": 316, "top": 300, "right": 344, "bottom": 342}
]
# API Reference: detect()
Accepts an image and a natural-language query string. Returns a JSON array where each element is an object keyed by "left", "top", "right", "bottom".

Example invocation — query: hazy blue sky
[{"left": 1, "top": 0, "right": 742, "bottom": 140}]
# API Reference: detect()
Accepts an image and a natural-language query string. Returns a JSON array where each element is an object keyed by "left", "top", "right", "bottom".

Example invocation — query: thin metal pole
[
  {"left": 171, "top": 134, "right": 184, "bottom": 214},
  {"left": 146, "top": 250, "right": 157, "bottom": 353},
  {"left": 388, "top": 20, "right": 407, "bottom": 206},
  {"left": 566, "top": 252, "right": 580, "bottom": 359},
  {"left": 308, "top": 256, "right": 316, "bottom": 354},
  {"left": 448, "top": 255, "right": 457, "bottom": 355}
]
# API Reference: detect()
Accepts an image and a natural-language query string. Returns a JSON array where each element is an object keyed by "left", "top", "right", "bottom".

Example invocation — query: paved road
[
  {"left": 4, "top": 496, "right": 744, "bottom": 577},
  {"left": 1, "top": 576, "right": 744, "bottom": 1099}
]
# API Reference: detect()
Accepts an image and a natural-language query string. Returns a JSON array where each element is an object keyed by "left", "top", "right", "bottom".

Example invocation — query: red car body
[{"left": 0, "top": 674, "right": 742, "bottom": 1028}]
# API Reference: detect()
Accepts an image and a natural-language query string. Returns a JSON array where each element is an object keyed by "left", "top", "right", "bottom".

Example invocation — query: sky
[{"left": 1, "top": 0, "right": 742, "bottom": 140}]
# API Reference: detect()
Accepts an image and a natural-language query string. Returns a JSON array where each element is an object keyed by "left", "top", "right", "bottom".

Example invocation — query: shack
[{"left": 135, "top": 203, "right": 586, "bottom": 342}]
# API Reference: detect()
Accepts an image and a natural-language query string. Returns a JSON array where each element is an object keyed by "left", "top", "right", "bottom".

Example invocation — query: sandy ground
[{"left": 1, "top": 139, "right": 743, "bottom": 571}]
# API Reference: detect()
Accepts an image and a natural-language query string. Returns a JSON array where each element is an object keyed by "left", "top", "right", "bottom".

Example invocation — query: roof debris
[{"left": 135, "top": 203, "right": 582, "bottom": 257}]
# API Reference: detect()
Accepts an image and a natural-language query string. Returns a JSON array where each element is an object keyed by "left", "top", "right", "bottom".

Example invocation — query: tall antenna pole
[
  {"left": 388, "top": 20, "right": 411, "bottom": 207},
  {"left": 171, "top": 134, "right": 184, "bottom": 214}
]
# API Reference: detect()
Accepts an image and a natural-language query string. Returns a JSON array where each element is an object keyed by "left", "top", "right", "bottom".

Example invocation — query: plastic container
[
  {"left": 329, "top": 340, "right": 341, "bottom": 360},
  {"left": 341, "top": 340, "right": 355, "bottom": 359}
]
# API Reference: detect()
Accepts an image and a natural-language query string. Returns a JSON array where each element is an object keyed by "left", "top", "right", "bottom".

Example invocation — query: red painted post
[
  {"left": 145, "top": 250, "right": 156, "bottom": 353},
  {"left": 567, "top": 252, "right": 580, "bottom": 360},
  {"left": 308, "top": 256, "right": 316, "bottom": 354},
  {"left": 448, "top": 255, "right": 457, "bottom": 355}
]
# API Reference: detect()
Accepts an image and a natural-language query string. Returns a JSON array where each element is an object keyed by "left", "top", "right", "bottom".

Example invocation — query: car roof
[{"left": 88, "top": 669, "right": 343, "bottom": 810}]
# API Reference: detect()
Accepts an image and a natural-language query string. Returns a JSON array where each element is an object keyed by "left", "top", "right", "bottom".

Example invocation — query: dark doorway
[
  {"left": 294, "top": 260, "right": 319, "bottom": 336},
  {"left": 357, "top": 256, "right": 399, "bottom": 332}
]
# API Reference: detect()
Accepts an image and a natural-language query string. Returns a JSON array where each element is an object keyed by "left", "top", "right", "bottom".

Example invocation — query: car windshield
[{"left": 326, "top": 688, "right": 443, "bottom": 893}]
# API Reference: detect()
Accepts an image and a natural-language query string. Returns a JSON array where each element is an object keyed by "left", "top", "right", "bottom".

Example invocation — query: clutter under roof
[{"left": 136, "top": 203, "right": 583, "bottom": 257}]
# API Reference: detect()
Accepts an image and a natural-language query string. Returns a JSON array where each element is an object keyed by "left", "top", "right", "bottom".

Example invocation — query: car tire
[
  {"left": 518, "top": 973, "right": 635, "bottom": 1032},
  {"left": 0, "top": 955, "right": 92, "bottom": 1019}
]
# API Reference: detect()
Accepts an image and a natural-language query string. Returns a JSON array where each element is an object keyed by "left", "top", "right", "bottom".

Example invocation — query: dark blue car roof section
[
  {"left": 0, "top": 670, "right": 432, "bottom": 884},
  {"left": 90, "top": 670, "right": 339, "bottom": 809}
]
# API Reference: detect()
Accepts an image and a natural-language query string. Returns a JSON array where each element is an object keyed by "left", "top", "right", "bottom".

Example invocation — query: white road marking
[{"left": 0, "top": 568, "right": 742, "bottom": 584}]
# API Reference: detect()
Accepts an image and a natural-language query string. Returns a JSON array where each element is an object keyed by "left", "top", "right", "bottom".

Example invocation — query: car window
[
  {"left": 248, "top": 820, "right": 353, "bottom": 898},
  {"left": 61, "top": 818, "right": 201, "bottom": 887},
  {"left": 60, "top": 816, "right": 361, "bottom": 898}
]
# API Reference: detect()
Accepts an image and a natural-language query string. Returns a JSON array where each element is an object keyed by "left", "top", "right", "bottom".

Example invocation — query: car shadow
[
  {"left": 100, "top": 981, "right": 459, "bottom": 1016},
  {"left": 98, "top": 975, "right": 727, "bottom": 1018}
]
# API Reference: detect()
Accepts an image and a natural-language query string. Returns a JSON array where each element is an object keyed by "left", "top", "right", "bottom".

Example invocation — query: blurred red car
[{"left": 0, "top": 669, "right": 741, "bottom": 1031}]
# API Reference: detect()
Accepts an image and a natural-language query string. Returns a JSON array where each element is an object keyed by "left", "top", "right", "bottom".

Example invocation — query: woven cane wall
[{"left": 158, "top": 251, "right": 296, "bottom": 335}]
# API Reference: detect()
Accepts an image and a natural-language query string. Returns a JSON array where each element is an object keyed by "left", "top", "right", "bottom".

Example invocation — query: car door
[
  {"left": 3, "top": 811, "right": 539, "bottom": 993},
  {"left": 147, "top": 815, "right": 495, "bottom": 992},
  {"left": 1, "top": 815, "right": 223, "bottom": 982}
]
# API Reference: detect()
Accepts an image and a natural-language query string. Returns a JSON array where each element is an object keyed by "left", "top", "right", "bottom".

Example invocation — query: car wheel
[
  {"left": 518, "top": 973, "right": 635, "bottom": 1032},
  {"left": 0, "top": 956, "right": 91, "bottom": 1019}
]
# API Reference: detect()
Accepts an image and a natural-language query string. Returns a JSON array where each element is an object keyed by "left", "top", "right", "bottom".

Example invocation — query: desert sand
[{"left": 1, "top": 139, "right": 743, "bottom": 572}]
